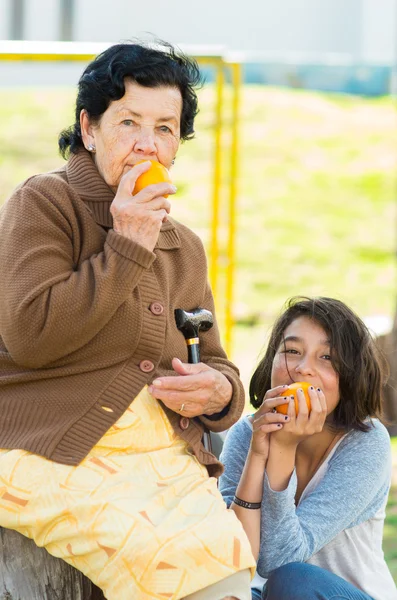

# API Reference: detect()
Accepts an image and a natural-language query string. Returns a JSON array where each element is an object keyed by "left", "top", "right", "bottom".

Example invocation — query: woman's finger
[
  {"left": 142, "top": 196, "right": 172, "bottom": 213},
  {"left": 118, "top": 160, "right": 152, "bottom": 194},
  {"left": 134, "top": 181, "right": 177, "bottom": 202}
]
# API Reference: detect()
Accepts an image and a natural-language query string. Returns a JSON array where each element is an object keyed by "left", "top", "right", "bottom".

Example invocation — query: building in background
[{"left": 0, "top": 0, "right": 396, "bottom": 94}]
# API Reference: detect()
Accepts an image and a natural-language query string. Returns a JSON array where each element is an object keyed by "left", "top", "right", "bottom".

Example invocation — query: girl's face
[{"left": 271, "top": 316, "right": 340, "bottom": 416}]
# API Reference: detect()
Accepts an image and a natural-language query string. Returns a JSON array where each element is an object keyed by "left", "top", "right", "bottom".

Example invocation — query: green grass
[{"left": 1, "top": 84, "right": 396, "bottom": 581}]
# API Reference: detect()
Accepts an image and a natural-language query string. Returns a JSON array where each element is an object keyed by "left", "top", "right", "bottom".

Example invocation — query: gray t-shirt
[{"left": 219, "top": 417, "right": 397, "bottom": 600}]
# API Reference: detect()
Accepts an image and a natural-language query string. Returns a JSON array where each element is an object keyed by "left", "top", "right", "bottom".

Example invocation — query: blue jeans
[{"left": 259, "top": 563, "right": 375, "bottom": 600}]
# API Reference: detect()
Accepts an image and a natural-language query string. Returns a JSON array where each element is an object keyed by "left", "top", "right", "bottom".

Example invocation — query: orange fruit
[
  {"left": 133, "top": 160, "right": 172, "bottom": 198},
  {"left": 276, "top": 381, "right": 312, "bottom": 415}
]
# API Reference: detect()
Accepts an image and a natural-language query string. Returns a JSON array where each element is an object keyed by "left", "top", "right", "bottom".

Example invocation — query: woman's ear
[{"left": 80, "top": 109, "right": 95, "bottom": 151}]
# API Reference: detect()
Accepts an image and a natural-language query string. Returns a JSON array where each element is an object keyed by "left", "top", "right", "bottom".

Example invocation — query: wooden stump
[
  {"left": 377, "top": 324, "right": 397, "bottom": 436},
  {"left": 0, "top": 528, "right": 105, "bottom": 600}
]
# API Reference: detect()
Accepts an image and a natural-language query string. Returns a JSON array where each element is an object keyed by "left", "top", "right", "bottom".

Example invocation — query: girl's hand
[
  {"left": 271, "top": 385, "right": 328, "bottom": 448},
  {"left": 249, "top": 385, "right": 292, "bottom": 459}
]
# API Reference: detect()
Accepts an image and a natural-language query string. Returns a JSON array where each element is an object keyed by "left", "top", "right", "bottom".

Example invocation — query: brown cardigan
[{"left": 0, "top": 150, "right": 245, "bottom": 477}]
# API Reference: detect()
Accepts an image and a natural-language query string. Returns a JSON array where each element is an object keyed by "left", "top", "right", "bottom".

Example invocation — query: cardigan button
[
  {"left": 139, "top": 360, "right": 155, "bottom": 373},
  {"left": 180, "top": 417, "right": 190, "bottom": 430},
  {"left": 149, "top": 302, "right": 164, "bottom": 315}
]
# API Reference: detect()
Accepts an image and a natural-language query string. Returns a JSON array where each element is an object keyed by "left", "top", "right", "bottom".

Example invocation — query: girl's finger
[
  {"left": 257, "top": 395, "right": 292, "bottom": 415},
  {"left": 259, "top": 423, "right": 284, "bottom": 433},
  {"left": 308, "top": 385, "right": 322, "bottom": 416},
  {"left": 253, "top": 412, "right": 289, "bottom": 430},
  {"left": 317, "top": 387, "right": 328, "bottom": 413},
  {"left": 262, "top": 385, "right": 289, "bottom": 401},
  {"left": 287, "top": 395, "right": 296, "bottom": 422},
  {"left": 295, "top": 387, "right": 309, "bottom": 422}
]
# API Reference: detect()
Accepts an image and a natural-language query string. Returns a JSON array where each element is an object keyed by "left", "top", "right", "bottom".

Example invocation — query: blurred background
[{"left": 0, "top": 0, "right": 396, "bottom": 579}]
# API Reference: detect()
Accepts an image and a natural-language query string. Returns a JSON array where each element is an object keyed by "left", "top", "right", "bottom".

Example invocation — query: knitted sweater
[
  {"left": 220, "top": 417, "right": 396, "bottom": 600},
  {"left": 0, "top": 149, "right": 244, "bottom": 476}
]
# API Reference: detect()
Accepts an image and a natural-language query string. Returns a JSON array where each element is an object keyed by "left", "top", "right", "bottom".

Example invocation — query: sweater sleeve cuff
[
  {"left": 263, "top": 468, "right": 297, "bottom": 507},
  {"left": 198, "top": 371, "right": 244, "bottom": 432},
  {"left": 106, "top": 229, "right": 156, "bottom": 268}
]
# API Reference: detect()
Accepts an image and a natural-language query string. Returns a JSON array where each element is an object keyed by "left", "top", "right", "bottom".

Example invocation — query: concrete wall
[
  {"left": 361, "top": 0, "right": 397, "bottom": 62},
  {"left": 2, "top": 0, "right": 396, "bottom": 62},
  {"left": 23, "top": 0, "right": 61, "bottom": 41},
  {"left": 0, "top": 0, "right": 11, "bottom": 39},
  {"left": 1, "top": 0, "right": 395, "bottom": 93}
]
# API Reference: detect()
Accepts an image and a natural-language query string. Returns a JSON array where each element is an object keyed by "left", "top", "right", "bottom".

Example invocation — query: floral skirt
[{"left": 0, "top": 386, "right": 255, "bottom": 599}]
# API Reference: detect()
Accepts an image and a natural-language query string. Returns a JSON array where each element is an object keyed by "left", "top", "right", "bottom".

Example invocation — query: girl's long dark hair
[{"left": 249, "top": 297, "right": 387, "bottom": 432}]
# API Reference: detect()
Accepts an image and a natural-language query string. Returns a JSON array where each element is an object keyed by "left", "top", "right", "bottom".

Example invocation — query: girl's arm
[
  {"left": 257, "top": 420, "right": 392, "bottom": 578},
  {"left": 219, "top": 388, "right": 290, "bottom": 558},
  {"left": 220, "top": 418, "right": 266, "bottom": 558},
  {"left": 231, "top": 449, "right": 267, "bottom": 559}
]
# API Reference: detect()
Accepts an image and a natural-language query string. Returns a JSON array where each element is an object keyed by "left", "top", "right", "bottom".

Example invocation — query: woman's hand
[
  {"left": 249, "top": 385, "right": 292, "bottom": 460},
  {"left": 271, "top": 386, "right": 328, "bottom": 449},
  {"left": 148, "top": 358, "right": 232, "bottom": 417},
  {"left": 110, "top": 161, "right": 177, "bottom": 252}
]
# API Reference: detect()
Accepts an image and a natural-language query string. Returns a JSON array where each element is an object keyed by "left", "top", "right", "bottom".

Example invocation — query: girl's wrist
[
  {"left": 270, "top": 436, "right": 299, "bottom": 454},
  {"left": 248, "top": 445, "right": 268, "bottom": 465}
]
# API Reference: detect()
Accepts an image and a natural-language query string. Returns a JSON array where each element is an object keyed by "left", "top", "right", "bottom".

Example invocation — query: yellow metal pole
[
  {"left": 209, "top": 63, "right": 224, "bottom": 299},
  {"left": 224, "top": 62, "right": 242, "bottom": 356},
  {"left": 0, "top": 53, "right": 96, "bottom": 61}
]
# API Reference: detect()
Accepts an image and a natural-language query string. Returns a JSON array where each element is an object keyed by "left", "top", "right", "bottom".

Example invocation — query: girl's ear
[{"left": 80, "top": 109, "right": 95, "bottom": 150}]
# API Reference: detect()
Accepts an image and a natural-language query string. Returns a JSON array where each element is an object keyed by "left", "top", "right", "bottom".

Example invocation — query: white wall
[
  {"left": 361, "top": 0, "right": 397, "bottom": 62},
  {"left": 23, "top": 0, "right": 61, "bottom": 41},
  {"left": 0, "top": 0, "right": 11, "bottom": 39},
  {"left": 73, "top": 0, "right": 364, "bottom": 56},
  {"left": 1, "top": 0, "right": 396, "bottom": 62}
]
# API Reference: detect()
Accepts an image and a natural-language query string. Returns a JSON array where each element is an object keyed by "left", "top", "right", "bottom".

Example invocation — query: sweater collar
[{"left": 66, "top": 149, "right": 180, "bottom": 249}]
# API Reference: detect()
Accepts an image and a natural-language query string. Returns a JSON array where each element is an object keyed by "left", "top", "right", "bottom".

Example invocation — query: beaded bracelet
[{"left": 233, "top": 495, "right": 261, "bottom": 509}]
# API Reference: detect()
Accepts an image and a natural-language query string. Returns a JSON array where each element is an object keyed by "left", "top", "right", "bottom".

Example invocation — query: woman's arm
[
  {"left": 0, "top": 178, "right": 155, "bottom": 368},
  {"left": 257, "top": 420, "right": 392, "bottom": 578}
]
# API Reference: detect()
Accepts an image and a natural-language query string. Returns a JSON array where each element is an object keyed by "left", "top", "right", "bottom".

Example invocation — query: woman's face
[
  {"left": 81, "top": 80, "right": 182, "bottom": 190},
  {"left": 271, "top": 316, "right": 340, "bottom": 416}
]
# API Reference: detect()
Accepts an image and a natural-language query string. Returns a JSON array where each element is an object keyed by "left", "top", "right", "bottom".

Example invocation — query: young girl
[{"left": 219, "top": 297, "right": 396, "bottom": 600}]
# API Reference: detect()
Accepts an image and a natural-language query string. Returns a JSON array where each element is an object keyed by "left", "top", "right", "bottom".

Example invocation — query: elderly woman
[{"left": 0, "top": 42, "right": 255, "bottom": 600}]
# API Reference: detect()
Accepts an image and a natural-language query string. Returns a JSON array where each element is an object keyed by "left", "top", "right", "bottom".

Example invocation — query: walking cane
[{"left": 174, "top": 307, "right": 213, "bottom": 453}]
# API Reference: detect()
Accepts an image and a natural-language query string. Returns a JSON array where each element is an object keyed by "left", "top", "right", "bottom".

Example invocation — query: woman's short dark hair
[
  {"left": 249, "top": 296, "right": 387, "bottom": 432},
  {"left": 59, "top": 41, "right": 202, "bottom": 158}
]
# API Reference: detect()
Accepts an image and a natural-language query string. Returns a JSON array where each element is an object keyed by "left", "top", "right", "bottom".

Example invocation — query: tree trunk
[
  {"left": 0, "top": 528, "right": 105, "bottom": 600},
  {"left": 377, "top": 322, "right": 397, "bottom": 436}
]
